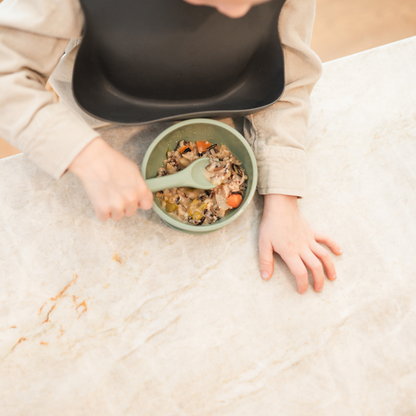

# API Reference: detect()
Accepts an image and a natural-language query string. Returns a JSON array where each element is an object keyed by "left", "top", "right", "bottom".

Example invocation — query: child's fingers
[
  {"left": 138, "top": 189, "right": 154, "bottom": 210},
  {"left": 124, "top": 202, "right": 139, "bottom": 217},
  {"left": 281, "top": 254, "right": 309, "bottom": 294},
  {"left": 110, "top": 204, "right": 125, "bottom": 221},
  {"left": 258, "top": 238, "right": 274, "bottom": 280},
  {"left": 300, "top": 251, "right": 325, "bottom": 292},
  {"left": 95, "top": 207, "right": 110, "bottom": 221},
  {"left": 311, "top": 242, "right": 337, "bottom": 281},
  {"left": 315, "top": 232, "right": 343, "bottom": 255},
  {"left": 136, "top": 171, "right": 154, "bottom": 211}
]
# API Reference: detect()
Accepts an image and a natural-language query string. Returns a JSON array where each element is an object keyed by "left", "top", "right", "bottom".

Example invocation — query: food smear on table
[
  {"left": 156, "top": 140, "right": 247, "bottom": 225},
  {"left": 112, "top": 252, "right": 123, "bottom": 264},
  {"left": 11, "top": 337, "right": 27, "bottom": 352}
]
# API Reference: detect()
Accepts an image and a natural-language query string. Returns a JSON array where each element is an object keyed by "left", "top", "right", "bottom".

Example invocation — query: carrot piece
[
  {"left": 179, "top": 145, "right": 192, "bottom": 154},
  {"left": 227, "top": 194, "right": 243, "bottom": 208},
  {"left": 196, "top": 141, "right": 211, "bottom": 153}
]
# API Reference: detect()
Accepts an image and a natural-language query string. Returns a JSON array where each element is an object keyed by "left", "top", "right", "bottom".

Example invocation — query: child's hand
[
  {"left": 258, "top": 194, "right": 342, "bottom": 294},
  {"left": 68, "top": 137, "right": 153, "bottom": 221}
]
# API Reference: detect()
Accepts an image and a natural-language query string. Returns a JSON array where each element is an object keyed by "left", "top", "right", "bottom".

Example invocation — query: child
[{"left": 0, "top": 0, "right": 342, "bottom": 293}]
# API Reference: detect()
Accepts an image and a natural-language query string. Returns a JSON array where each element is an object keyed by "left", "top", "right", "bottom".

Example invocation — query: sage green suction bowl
[{"left": 141, "top": 119, "right": 258, "bottom": 234}]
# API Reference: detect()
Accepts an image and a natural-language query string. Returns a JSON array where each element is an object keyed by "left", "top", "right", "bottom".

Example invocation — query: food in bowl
[
  {"left": 155, "top": 140, "right": 247, "bottom": 225},
  {"left": 141, "top": 118, "right": 258, "bottom": 234}
]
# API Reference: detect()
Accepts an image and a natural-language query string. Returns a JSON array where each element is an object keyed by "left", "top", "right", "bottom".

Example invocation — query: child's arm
[
  {"left": 244, "top": 0, "right": 342, "bottom": 292},
  {"left": 0, "top": 0, "right": 152, "bottom": 218},
  {"left": 0, "top": 0, "right": 96, "bottom": 180}
]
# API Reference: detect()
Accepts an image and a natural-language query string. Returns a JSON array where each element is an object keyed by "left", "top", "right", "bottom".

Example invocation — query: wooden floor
[
  {"left": 1, "top": 0, "right": 416, "bottom": 159},
  {"left": 312, "top": 0, "right": 416, "bottom": 62}
]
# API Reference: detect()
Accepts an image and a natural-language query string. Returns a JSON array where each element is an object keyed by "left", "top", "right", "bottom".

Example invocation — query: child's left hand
[{"left": 258, "top": 194, "right": 342, "bottom": 294}]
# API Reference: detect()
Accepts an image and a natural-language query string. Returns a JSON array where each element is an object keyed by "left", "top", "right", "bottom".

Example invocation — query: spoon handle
[
  {"left": 145, "top": 158, "right": 214, "bottom": 192},
  {"left": 145, "top": 172, "right": 186, "bottom": 192}
]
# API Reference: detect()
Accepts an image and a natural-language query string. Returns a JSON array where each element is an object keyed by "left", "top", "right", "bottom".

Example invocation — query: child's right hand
[{"left": 68, "top": 137, "right": 153, "bottom": 221}]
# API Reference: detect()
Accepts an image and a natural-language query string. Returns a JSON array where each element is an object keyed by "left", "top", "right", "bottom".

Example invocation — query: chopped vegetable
[
  {"left": 178, "top": 157, "right": 191, "bottom": 169},
  {"left": 216, "top": 192, "right": 231, "bottom": 211},
  {"left": 179, "top": 145, "right": 192, "bottom": 154},
  {"left": 165, "top": 201, "right": 178, "bottom": 213},
  {"left": 190, "top": 211, "right": 203, "bottom": 221},
  {"left": 190, "top": 199, "right": 199, "bottom": 207},
  {"left": 196, "top": 140, "right": 212, "bottom": 153},
  {"left": 188, "top": 200, "right": 207, "bottom": 221},
  {"left": 227, "top": 194, "right": 243, "bottom": 208}
]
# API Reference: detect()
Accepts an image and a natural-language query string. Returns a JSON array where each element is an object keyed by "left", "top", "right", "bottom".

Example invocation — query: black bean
[
  {"left": 207, "top": 144, "right": 217, "bottom": 152},
  {"left": 196, "top": 216, "right": 205, "bottom": 226}
]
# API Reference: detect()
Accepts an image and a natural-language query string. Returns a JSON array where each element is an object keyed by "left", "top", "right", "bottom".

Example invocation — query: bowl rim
[{"left": 141, "top": 118, "right": 258, "bottom": 233}]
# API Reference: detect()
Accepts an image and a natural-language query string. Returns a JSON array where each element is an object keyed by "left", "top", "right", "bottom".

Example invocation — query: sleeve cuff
[
  {"left": 254, "top": 144, "right": 306, "bottom": 197},
  {"left": 17, "top": 102, "right": 100, "bottom": 179}
]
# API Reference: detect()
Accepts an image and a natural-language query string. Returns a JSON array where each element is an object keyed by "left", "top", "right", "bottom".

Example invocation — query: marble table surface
[{"left": 1, "top": 37, "right": 416, "bottom": 415}]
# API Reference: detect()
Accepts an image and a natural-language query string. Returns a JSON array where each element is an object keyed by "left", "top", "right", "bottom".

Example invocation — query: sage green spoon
[{"left": 145, "top": 157, "right": 215, "bottom": 192}]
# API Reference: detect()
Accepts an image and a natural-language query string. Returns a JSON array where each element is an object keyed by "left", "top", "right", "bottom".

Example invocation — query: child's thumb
[
  {"left": 258, "top": 238, "right": 274, "bottom": 280},
  {"left": 138, "top": 189, "right": 154, "bottom": 210}
]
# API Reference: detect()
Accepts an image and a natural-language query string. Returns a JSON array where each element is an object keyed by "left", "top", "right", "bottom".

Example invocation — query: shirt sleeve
[
  {"left": 0, "top": 0, "right": 100, "bottom": 179},
  {"left": 244, "top": 0, "right": 322, "bottom": 197}
]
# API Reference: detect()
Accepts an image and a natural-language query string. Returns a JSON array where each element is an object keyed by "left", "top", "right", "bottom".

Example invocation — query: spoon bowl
[{"left": 145, "top": 157, "right": 215, "bottom": 192}]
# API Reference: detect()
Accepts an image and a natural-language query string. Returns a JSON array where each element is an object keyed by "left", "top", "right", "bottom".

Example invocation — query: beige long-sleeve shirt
[{"left": 0, "top": 0, "right": 321, "bottom": 197}]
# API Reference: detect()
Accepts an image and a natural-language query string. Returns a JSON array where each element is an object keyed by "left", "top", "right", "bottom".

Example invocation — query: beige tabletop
[{"left": 1, "top": 37, "right": 416, "bottom": 415}]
